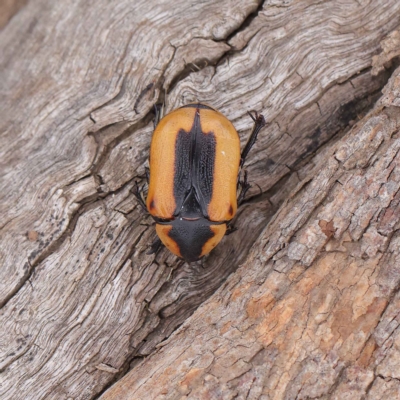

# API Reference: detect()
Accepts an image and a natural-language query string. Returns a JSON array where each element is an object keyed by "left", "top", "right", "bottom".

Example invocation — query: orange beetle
[{"left": 134, "top": 103, "right": 266, "bottom": 262}]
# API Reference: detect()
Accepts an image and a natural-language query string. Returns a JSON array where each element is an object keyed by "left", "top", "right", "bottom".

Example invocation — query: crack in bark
[
  {"left": 167, "top": 0, "right": 265, "bottom": 94},
  {"left": 0, "top": 176, "right": 141, "bottom": 310}
]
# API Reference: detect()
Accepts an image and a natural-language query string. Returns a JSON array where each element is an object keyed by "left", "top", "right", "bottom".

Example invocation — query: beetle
[{"left": 134, "top": 103, "right": 266, "bottom": 263}]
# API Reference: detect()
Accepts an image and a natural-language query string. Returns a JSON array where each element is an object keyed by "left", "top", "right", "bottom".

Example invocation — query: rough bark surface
[{"left": 1, "top": 1, "right": 400, "bottom": 399}]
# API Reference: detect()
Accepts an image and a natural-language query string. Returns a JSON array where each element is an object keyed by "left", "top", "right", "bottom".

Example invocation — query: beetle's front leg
[
  {"left": 240, "top": 111, "right": 266, "bottom": 168},
  {"left": 153, "top": 103, "right": 164, "bottom": 129}
]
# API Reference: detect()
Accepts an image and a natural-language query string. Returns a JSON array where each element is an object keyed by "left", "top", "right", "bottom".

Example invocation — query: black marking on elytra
[
  {"left": 149, "top": 199, "right": 155, "bottom": 210},
  {"left": 180, "top": 103, "right": 214, "bottom": 110},
  {"left": 173, "top": 107, "right": 216, "bottom": 218},
  {"left": 168, "top": 218, "right": 216, "bottom": 262},
  {"left": 196, "top": 127, "right": 216, "bottom": 212},
  {"left": 173, "top": 129, "right": 192, "bottom": 213}
]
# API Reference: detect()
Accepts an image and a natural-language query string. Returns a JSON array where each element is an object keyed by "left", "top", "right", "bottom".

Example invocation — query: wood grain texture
[
  {"left": 0, "top": 0, "right": 28, "bottom": 30},
  {"left": 1, "top": 0, "right": 400, "bottom": 398}
]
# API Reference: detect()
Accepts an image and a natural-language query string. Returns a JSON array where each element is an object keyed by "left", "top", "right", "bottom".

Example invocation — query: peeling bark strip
[
  {"left": 100, "top": 67, "right": 400, "bottom": 400},
  {"left": 1, "top": 0, "right": 400, "bottom": 399}
]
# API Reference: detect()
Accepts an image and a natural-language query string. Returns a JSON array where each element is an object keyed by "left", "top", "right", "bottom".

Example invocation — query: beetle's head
[{"left": 155, "top": 218, "right": 226, "bottom": 263}]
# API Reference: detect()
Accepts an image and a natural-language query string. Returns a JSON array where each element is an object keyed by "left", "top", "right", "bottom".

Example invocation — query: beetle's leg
[
  {"left": 132, "top": 181, "right": 148, "bottom": 212},
  {"left": 240, "top": 111, "right": 267, "bottom": 168},
  {"left": 153, "top": 103, "right": 164, "bottom": 129},
  {"left": 146, "top": 237, "right": 163, "bottom": 255},
  {"left": 225, "top": 224, "right": 238, "bottom": 235},
  {"left": 237, "top": 170, "right": 251, "bottom": 206}
]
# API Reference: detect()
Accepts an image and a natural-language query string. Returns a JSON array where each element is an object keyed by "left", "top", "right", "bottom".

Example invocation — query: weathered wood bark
[
  {"left": 1, "top": 1, "right": 400, "bottom": 399},
  {"left": 101, "top": 60, "right": 400, "bottom": 399}
]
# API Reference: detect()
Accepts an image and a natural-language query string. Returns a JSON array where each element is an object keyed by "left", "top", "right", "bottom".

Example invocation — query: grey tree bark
[{"left": 1, "top": 1, "right": 400, "bottom": 399}]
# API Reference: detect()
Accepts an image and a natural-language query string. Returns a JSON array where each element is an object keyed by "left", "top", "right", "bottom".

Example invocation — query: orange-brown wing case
[
  {"left": 147, "top": 104, "right": 240, "bottom": 222},
  {"left": 199, "top": 108, "right": 240, "bottom": 221},
  {"left": 146, "top": 107, "right": 196, "bottom": 218}
]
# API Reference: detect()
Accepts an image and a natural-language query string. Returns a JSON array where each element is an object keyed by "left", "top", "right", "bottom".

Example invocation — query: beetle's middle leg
[
  {"left": 237, "top": 170, "right": 251, "bottom": 206},
  {"left": 240, "top": 111, "right": 266, "bottom": 168},
  {"left": 133, "top": 166, "right": 150, "bottom": 184},
  {"left": 132, "top": 181, "right": 148, "bottom": 212}
]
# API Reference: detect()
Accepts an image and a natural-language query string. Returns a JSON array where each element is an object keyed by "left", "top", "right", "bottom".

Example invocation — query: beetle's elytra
[{"left": 135, "top": 103, "right": 266, "bottom": 263}]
